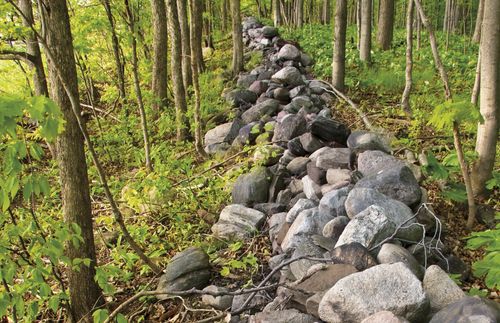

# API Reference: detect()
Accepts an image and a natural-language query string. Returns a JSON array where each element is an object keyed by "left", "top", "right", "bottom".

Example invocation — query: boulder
[
  {"left": 423, "top": 265, "right": 465, "bottom": 314},
  {"left": 278, "top": 44, "right": 302, "bottom": 61},
  {"left": 286, "top": 198, "right": 317, "bottom": 223},
  {"left": 237, "top": 74, "right": 258, "bottom": 88},
  {"left": 249, "top": 80, "right": 269, "bottom": 96},
  {"left": 316, "top": 148, "right": 352, "bottom": 170},
  {"left": 272, "top": 114, "right": 308, "bottom": 143},
  {"left": 436, "top": 255, "right": 471, "bottom": 281},
  {"left": 271, "top": 66, "right": 305, "bottom": 87},
  {"left": 318, "top": 187, "right": 350, "bottom": 218},
  {"left": 242, "top": 99, "right": 280, "bottom": 124},
  {"left": 306, "top": 162, "right": 327, "bottom": 185},
  {"left": 429, "top": 297, "right": 500, "bottom": 323},
  {"left": 302, "top": 175, "right": 322, "bottom": 201},
  {"left": 347, "top": 131, "right": 391, "bottom": 153},
  {"left": 357, "top": 150, "right": 404, "bottom": 176},
  {"left": 318, "top": 263, "right": 430, "bottom": 323},
  {"left": 204, "top": 121, "right": 243, "bottom": 147},
  {"left": 286, "top": 157, "right": 310, "bottom": 175},
  {"left": 289, "top": 238, "right": 327, "bottom": 280},
  {"left": 232, "top": 167, "right": 271, "bottom": 206},
  {"left": 262, "top": 26, "right": 279, "bottom": 38},
  {"left": 322, "top": 216, "right": 350, "bottom": 241},
  {"left": 201, "top": 285, "right": 233, "bottom": 310},
  {"left": 377, "top": 243, "right": 425, "bottom": 280},
  {"left": 225, "top": 89, "right": 258, "bottom": 107},
  {"left": 282, "top": 208, "right": 332, "bottom": 251},
  {"left": 329, "top": 242, "right": 378, "bottom": 271},
  {"left": 253, "top": 145, "right": 284, "bottom": 166},
  {"left": 299, "top": 133, "right": 323, "bottom": 153},
  {"left": 234, "top": 121, "right": 264, "bottom": 146},
  {"left": 273, "top": 87, "right": 290, "bottom": 101},
  {"left": 211, "top": 204, "right": 266, "bottom": 240},
  {"left": 310, "top": 116, "right": 350, "bottom": 144},
  {"left": 326, "top": 168, "right": 351, "bottom": 185}
]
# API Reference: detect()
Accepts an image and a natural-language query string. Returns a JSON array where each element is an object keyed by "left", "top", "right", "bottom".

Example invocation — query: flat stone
[
  {"left": 329, "top": 242, "right": 378, "bottom": 271},
  {"left": 429, "top": 297, "right": 500, "bottom": 323},
  {"left": 347, "top": 131, "right": 391, "bottom": 153},
  {"left": 377, "top": 243, "right": 425, "bottom": 280},
  {"left": 423, "top": 265, "right": 466, "bottom": 314},
  {"left": 242, "top": 99, "right": 280, "bottom": 124},
  {"left": 318, "top": 263, "right": 430, "bottom": 323},
  {"left": 232, "top": 166, "right": 271, "bottom": 206},
  {"left": 316, "top": 148, "right": 352, "bottom": 170},
  {"left": 326, "top": 168, "right": 351, "bottom": 185},
  {"left": 286, "top": 157, "right": 310, "bottom": 175},
  {"left": 211, "top": 204, "right": 266, "bottom": 240}
]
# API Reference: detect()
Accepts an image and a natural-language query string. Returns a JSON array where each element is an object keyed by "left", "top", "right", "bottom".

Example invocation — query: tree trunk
[
  {"left": 359, "top": 0, "right": 372, "bottom": 62},
  {"left": 296, "top": 0, "right": 304, "bottom": 27},
  {"left": 322, "top": 0, "right": 331, "bottom": 24},
  {"left": 203, "top": 0, "right": 215, "bottom": 49},
  {"left": 376, "top": 0, "right": 394, "bottom": 50},
  {"left": 167, "top": 0, "right": 190, "bottom": 141},
  {"left": 472, "top": 0, "right": 484, "bottom": 43},
  {"left": 332, "top": 0, "right": 347, "bottom": 91},
  {"left": 151, "top": 0, "right": 168, "bottom": 110},
  {"left": 40, "top": 1, "right": 103, "bottom": 321},
  {"left": 190, "top": 0, "right": 205, "bottom": 73},
  {"left": 472, "top": 0, "right": 499, "bottom": 198},
  {"left": 177, "top": 0, "right": 192, "bottom": 92},
  {"left": 273, "top": 0, "right": 282, "bottom": 26},
  {"left": 222, "top": 0, "right": 230, "bottom": 31},
  {"left": 124, "top": 0, "right": 152, "bottom": 172},
  {"left": 231, "top": 0, "right": 244, "bottom": 75},
  {"left": 356, "top": 0, "right": 361, "bottom": 49},
  {"left": 401, "top": 0, "right": 413, "bottom": 115},
  {"left": 101, "top": 0, "right": 126, "bottom": 100}
]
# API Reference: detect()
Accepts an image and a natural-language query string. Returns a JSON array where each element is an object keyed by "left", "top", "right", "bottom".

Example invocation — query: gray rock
[
  {"left": 205, "top": 142, "right": 231, "bottom": 155},
  {"left": 329, "top": 242, "right": 378, "bottom": 271},
  {"left": 326, "top": 168, "right": 351, "bottom": 185},
  {"left": 309, "top": 147, "right": 330, "bottom": 163},
  {"left": 308, "top": 79, "right": 330, "bottom": 94},
  {"left": 323, "top": 216, "right": 350, "bottom": 241},
  {"left": 232, "top": 291, "right": 269, "bottom": 312},
  {"left": 262, "top": 26, "right": 279, "bottom": 38},
  {"left": 232, "top": 167, "right": 271, "bottom": 206},
  {"left": 157, "top": 247, "right": 210, "bottom": 297},
  {"left": 290, "top": 96, "right": 313, "bottom": 112},
  {"left": 316, "top": 148, "right": 352, "bottom": 170},
  {"left": 211, "top": 204, "right": 266, "bottom": 239},
  {"left": 306, "top": 292, "right": 325, "bottom": 318},
  {"left": 357, "top": 150, "right": 404, "bottom": 177},
  {"left": 273, "top": 87, "right": 290, "bottom": 101},
  {"left": 205, "top": 121, "right": 243, "bottom": 147},
  {"left": 286, "top": 157, "right": 310, "bottom": 175},
  {"left": 282, "top": 208, "right": 332, "bottom": 251},
  {"left": 319, "top": 187, "right": 350, "bottom": 218},
  {"left": 289, "top": 85, "right": 308, "bottom": 99},
  {"left": 299, "top": 133, "right": 323, "bottom": 153},
  {"left": 301, "top": 53, "right": 313, "bottom": 67},
  {"left": 289, "top": 179, "right": 304, "bottom": 195},
  {"left": 289, "top": 238, "right": 326, "bottom": 280},
  {"left": 272, "top": 114, "right": 307, "bottom": 142},
  {"left": 302, "top": 175, "right": 322, "bottom": 201},
  {"left": 423, "top": 265, "right": 465, "bottom": 314},
  {"left": 253, "top": 203, "right": 285, "bottom": 216},
  {"left": 225, "top": 89, "right": 258, "bottom": 107},
  {"left": 360, "top": 311, "right": 410, "bottom": 323},
  {"left": 243, "top": 17, "right": 262, "bottom": 31},
  {"left": 242, "top": 99, "right": 280, "bottom": 124},
  {"left": 347, "top": 131, "right": 391, "bottom": 153},
  {"left": 268, "top": 212, "right": 287, "bottom": 247},
  {"left": 335, "top": 205, "right": 396, "bottom": 250},
  {"left": 249, "top": 309, "right": 316, "bottom": 323},
  {"left": 234, "top": 121, "right": 264, "bottom": 146},
  {"left": 278, "top": 44, "right": 301, "bottom": 61},
  {"left": 268, "top": 167, "right": 289, "bottom": 203},
  {"left": 429, "top": 297, "right": 500, "bottom": 323},
  {"left": 201, "top": 285, "right": 233, "bottom": 310},
  {"left": 318, "top": 108, "right": 332, "bottom": 118},
  {"left": 437, "top": 255, "right": 471, "bottom": 281},
  {"left": 310, "top": 116, "right": 350, "bottom": 144},
  {"left": 238, "top": 74, "right": 258, "bottom": 88},
  {"left": 286, "top": 198, "right": 318, "bottom": 223},
  {"left": 318, "top": 263, "right": 430, "bottom": 323},
  {"left": 276, "top": 189, "right": 293, "bottom": 206},
  {"left": 271, "top": 66, "right": 305, "bottom": 87},
  {"left": 253, "top": 145, "right": 284, "bottom": 166},
  {"left": 249, "top": 80, "right": 269, "bottom": 96},
  {"left": 377, "top": 243, "right": 425, "bottom": 280},
  {"left": 306, "top": 162, "right": 326, "bottom": 185}
]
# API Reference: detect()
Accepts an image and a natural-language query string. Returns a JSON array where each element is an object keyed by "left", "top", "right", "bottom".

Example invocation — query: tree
[
  {"left": 295, "top": 0, "right": 304, "bottom": 27},
  {"left": 332, "top": 0, "right": 347, "bottom": 91},
  {"left": 472, "top": 0, "right": 499, "bottom": 198},
  {"left": 359, "top": 0, "right": 372, "bottom": 62},
  {"left": 376, "top": 0, "right": 395, "bottom": 50},
  {"left": 273, "top": 0, "right": 282, "bottom": 26},
  {"left": 230, "top": 0, "right": 244, "bottom": 75},
  {"left": 40, "top": 1, "right": 103, "bottom": 321},
  {"left": 177, "top": 0, "right": 192, "bottom": 92},
  {"left": 472, "top": 0, "right": 484, "bottom": 43},
  {"left": 190, "top": 0, "right": 205, "bottom": 73},
  {"left": 167, "top": 0, "right": 190, "bottom": 141},
  {"left": 401, "top": 0, "right": 413, "bottom": 115},
  {"left": 151, "top": 0, "right": 168, "bottom": 110},
  {"left": 322, "top": 0, "right": 331, "bottom": 24}
]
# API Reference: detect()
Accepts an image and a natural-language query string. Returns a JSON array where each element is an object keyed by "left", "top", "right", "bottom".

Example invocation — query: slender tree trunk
[
  {"left": 332, "top": 0, "right": 347, "bottom": 91},
  {"left": 178, "top": 0, "right": 192, "bottom": 92},
  {"left": 472, "top": 0, "right": 499, "bottom": 198},
  {"left": 356, "top": 0, "right": 362, "bottom": 49},
  {"left": 40, "top": 1, "right": 103, "bottom": 321},
  {"left": 231, "top": 0, "right": 244, "bottom": 75},
  {"left": 472, "top": 0, "right": 484, "bottom": 43},
  {"left": 190, "top": 0, "right": 205, "bottom": 73},
  {"left": 416, "top": 10, "right": 421, "bottom": 50},
  {"left": 273, "top": 0, "right": 282, "bottom": 26},
  {"left": 101, "top": 0, "right": 126, "bottom": 99},
  {"left": 222, "top": 0, "right": 230, "bottom": 31},
  {"left": 401, "top": 0, "right": 413, "bottom": 115},
  {"left": 359, "top": 0, "right": 372, "bottom": 62},
  {"left": 124, "top": 0, "right": 152, "bottom": 172},
  {"left": 296, "top": 0, "right": 304, "bottom": 27},
  {"left": 322, "top": 0, "right": 331, "bottom": 24},
  {"left": 414, "top": 0, "right": 477, "bottom": 229},
  {"left": 376, "top": 0, "right": 394, "bottom": 50},
  {"left": 151, "top": 0, "right": 168, "bottom": 111},
  {"left": 167, "top": 0, "right": 190, "bottom": 141},
  {"left": 203, "top": 0, "right": 215, "bottom": 49},
  {"left": 471, "top": 52, "right": 481, "bottom": 106}
]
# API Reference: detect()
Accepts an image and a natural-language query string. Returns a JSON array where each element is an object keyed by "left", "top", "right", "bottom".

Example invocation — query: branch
[{"left": 0, "top": 49, "right": 36, "bottom": 64}]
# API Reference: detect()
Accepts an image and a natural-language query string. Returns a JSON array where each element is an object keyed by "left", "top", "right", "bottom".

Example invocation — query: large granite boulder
[
  {"left": 272, "top": 114, "right": 308, "bottom": 143},
  {"left": 204, "top": 120, "right": 243, "bottom": 147},
  {"left": 278, "top": 44, "right": 302, "bottom": 61},
  {"left": 347, "top": 131, "right": 391, "bottom": 153}
]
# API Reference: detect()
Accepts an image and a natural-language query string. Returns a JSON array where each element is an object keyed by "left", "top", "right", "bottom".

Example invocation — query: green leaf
[
  {"left": 93, "top": 309, "right": 109, "bottom": 323},
  {"left": 116, "top": 313, "right": 128, "bottom": 323},
  {"left": 220, "top": 267, "right": 230, "bottom": 277}
]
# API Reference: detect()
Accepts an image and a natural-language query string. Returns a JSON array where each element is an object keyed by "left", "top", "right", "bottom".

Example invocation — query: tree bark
[
  {"left": 472, "top": 0, "right": 499, "bottom": 198},
  {"left": 296, "top": 0, "right": 304, "bottom": 27},
  {"left": 376, "top": 0, "right": 394, "bottom": 50},
  {"left": 231, "top": 0, "right": 244, "bottom": 75},
  {"left": 177, "top": 0, "right": 192, "bottom": 92},
  {"left": 332, "top": 0, "right": 347, "bottom": 91},
  {"left": 190, "top": 0, "right": 205, "bottom": 73},
  {"left": 359, "top": 0, "right": 372, "bottom": 62},
  {"left": 401, "top": 0, "right": 413, "bottom": 115},
  {"left": 273, "top": 0, "right": 282, "bottom": 26},
  {"left": 322, "top": 0, "right": 331, "bottom": 24},
  {"left": 472, "top": 0, "right": 484, "bottom": 43},
  {"left": 40, "top": 1, "right": 103, "bottom": 321},
  {"left": 151, "top": 0, "right": 168, "bottom": 110},
  {"left": 167, "top": 0, "right": 190, "bottom": 141}
]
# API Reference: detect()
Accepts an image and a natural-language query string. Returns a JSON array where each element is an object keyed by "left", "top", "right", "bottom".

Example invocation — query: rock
[
  {"left": 253, "top": 145, "right": 284, "bottom": 166},
  {"left": 347, "top": 131, "right": 391, "bottom": 153},
  {"left": 306, "top": 292, "right": 324, "bottom": 318},
  {"left": 310, "top": 116, "right": 350, "bottom": 144},
  {"left": 377, "top": 243, "right": 425, "bottom": 280},
  {"left": 232, "top": 167, "right": 271, "bottom": 206},
  {"left": 286, "top": 157, "right": 310, "bottom": 175},
  {"left": 242, "top": 99, "right": 280, "bottom": 124},
  {"left": 335, "top": 205, "right": 396, "bottom": 250},
  {"left": 299, "top": 133, "right": 323, "bottom": 153},
  {"left": 290, "top": 96, "right": 313, "bottom": 112},
  {"left": 272, "top": 114, "right": 307, "bottom": 143},
  {"left": 289, "top": 179, "right": 304, "bottom": 195},
  {"left": 253, "top": 203, "right": 285, "bottom": 216},
  {"left": 234, "top": 121, "right": 264, "bottom": 146},
  {"left": 318, "top": 187, "right": 350, "bottom": 218},
  {"left": 316, "top": 148, "right": 352, "bottom": 170},
  {"left": 323, "top": 216, "right": 350, "bottom": 241},
  {"left": 271, "top": 66, "right": 305, "bottom": 87},
  {"left": 276, "top": 189, "right": 293, "bottom": 206},
  {"left": 407, "top": 238, "right": 448, "bottom": 265},
  {"left": 157, "top": 247, "right": 210, "bottom": 297},
  {"left": 357, "top": 150, "right": 404, "bottom": 176},
  {"left": 212, "top": 204, "right": 266, "bottom": 239},
  {"left": 289, "top": 238, "right": 326, "bottom": 280},
  {"left": 201, "top": 285, "right": 233, "bottom": 310},
  {"left": 238, "top": 74, "right": 258, "bottom": 88},
  {"left": 291, "top": 264, "right": 357, "bottom": 307},
  {"left": 282, "top": 208, "right": 332, "bottom": 251},
  {"left": 318, "top": 263, "right": 430, "bottom": 323},
  {"left": 429, "top": 297, "right": 500, "bottom": 323},
  {"left": 312, "top": 234, "right": 336, "bottom": 251},
  {"left": 204, "top": 121, "right": 243, "bottom": 147},
  {"left": 262, "top": 26, "right": 278, "bottom": 38},
  {"left": 286, "top": 198, "right": 318, "bottom": 223},
  {"left": 278, "top": 44, "right": 301, "bottom": 61},
  {"left": 326, "top": 168, "right": 351, "bottom": 185},
  {"left": 273, "top": 87, "right": 290, "bottom": 101},
  {"left": 249, "top": 80, "right": 269, "bottom": 96},
  {"left": 225, "top": 89, "right": 258, "bottom": 107},
  {"left": 249, "top": 309, "right": 316, "bottom": 323},
  {"left": 301, "top": 53, "right": 313, "bottom": 67},
  {"left": 232, "top": 291, "right": 269, "bottom": 312},
  {"left": 360, "top": 311, "right": 410, "bottom": 323},
  {"left": 309, "top": 147, "right": 330, "bottom": 163},
  {"left": 287, "top": 137, "right": 307, "bottom": 156},
  {"left": 243, "top": 17, "right": 262, "bottom": 31},
  {"left": 205, "top": 142, "right": 231, "bottom": 155},
  {"left": 268, "top": 167, "right": 289, "bottom": 203},
  {"left": 306, "top": 162, "right": 326, "bottom": 185},
  {"left": 437, "top": 255, "right": 471, "bottom": 281},
  {"left": 302, "top": 175, "right": 322, "bottom": 201},
  {"left": 329, "top": 242, "right": 378, "bottom": 271},
  {"left": 289, "top": 85, "right": 308, "bottom": 99},
  {"left": 345, "top": 187, "right": 390, "bottom": 218},
  {"left": 308, "top": 79, "right": 329, "bottom": 94},
  {"left": 423, "top": 265, "right": 465, "bottom": 314}
]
